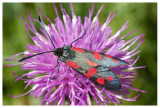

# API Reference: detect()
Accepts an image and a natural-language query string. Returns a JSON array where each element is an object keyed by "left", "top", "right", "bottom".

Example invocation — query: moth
[{"left": 19, "top": 16, "right": 128, "bottom": 91}]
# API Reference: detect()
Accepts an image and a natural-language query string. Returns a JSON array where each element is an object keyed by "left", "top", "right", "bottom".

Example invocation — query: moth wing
[
  {"left": 89, "top": 66, "right": 121, "bottom": 91},
  {"left": 97, "top": 53, "right": 128, "bottom": 68}
]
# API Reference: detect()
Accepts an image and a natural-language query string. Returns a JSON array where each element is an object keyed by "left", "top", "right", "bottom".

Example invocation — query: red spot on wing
[
  {"left": 112, "top": 59, "right": 119, "bottom": 63},
  {"left": 88, "top": 68, "right": 97, "bottom": 75},
  {"left": 85, "top": 60, "right": 99, "bottom": 66},
  {"left": 72, "top": 47, "right": 84, "bottom": 52},
  {"left": 106, "top": 76, "right": 114, "bottom": 81},
  {"left": 84, "top": 73, "right": 92, "bottom": 78},
  {"left": 105, "top": 55, "right": 112, "bottom": 58},
  {"left": 66, "top": 61, "right": 79, "bottom": 68},
  {"left": 97, "top": 77, "right": 105, "bottom": 84},
  {"left": 105, "top": 55, "right": 119, "bottom": 63},
  {"left": 93, "top": 52, "right": 102, "bottom": 59}
]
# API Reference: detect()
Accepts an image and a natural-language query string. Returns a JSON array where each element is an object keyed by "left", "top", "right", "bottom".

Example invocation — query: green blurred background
[{"left": 3, "top": 3, "right": 157, "bottom": 105}]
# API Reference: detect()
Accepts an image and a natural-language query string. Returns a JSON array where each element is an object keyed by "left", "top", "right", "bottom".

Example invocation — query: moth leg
[
  {"left": 56, "top": 61, "right": 60, "bottom": 75},
  {"left": 51, "top": 58, "right": 59, "bottom": 71},
  {"left": 49, "top": 59, "right": 60, "bottom": 80}
]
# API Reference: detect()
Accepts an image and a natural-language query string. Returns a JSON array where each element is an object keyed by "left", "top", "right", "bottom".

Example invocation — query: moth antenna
[
  {"left": 19, "top": 51, "right": 53, "bottom": 62},
  {"left": 71, "top": 30, "right": 86, "bottom": 47},
  {"left": 39, "top": 16, "right": 56, "bottom": 49}
]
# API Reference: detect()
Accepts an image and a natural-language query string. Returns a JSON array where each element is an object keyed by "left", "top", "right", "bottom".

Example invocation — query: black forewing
[
  {"left": 78, "top": 49, "right": 128, "bottom": 68},
  {"left": 90, "top": 66, "right": 121, "bottom": 91}
]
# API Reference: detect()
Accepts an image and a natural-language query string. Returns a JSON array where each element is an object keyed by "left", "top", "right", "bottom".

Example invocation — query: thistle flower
[{"left": 5, "top": 3, "right": 146, "bottom": 105}]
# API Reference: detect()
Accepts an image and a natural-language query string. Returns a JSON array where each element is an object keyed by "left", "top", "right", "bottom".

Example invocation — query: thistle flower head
[{"left": 5, "top": 3, "right": 146, "bottom": 105}]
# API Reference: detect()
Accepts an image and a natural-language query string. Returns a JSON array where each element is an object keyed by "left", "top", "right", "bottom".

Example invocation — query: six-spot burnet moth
[{"left": 19, "top": 16, "right": 128, "bottom": 91}]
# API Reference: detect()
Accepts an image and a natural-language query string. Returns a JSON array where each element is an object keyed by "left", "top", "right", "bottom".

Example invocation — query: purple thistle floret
[{"left": 5, "top": 3, "right": 146, "bottom": 105}]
